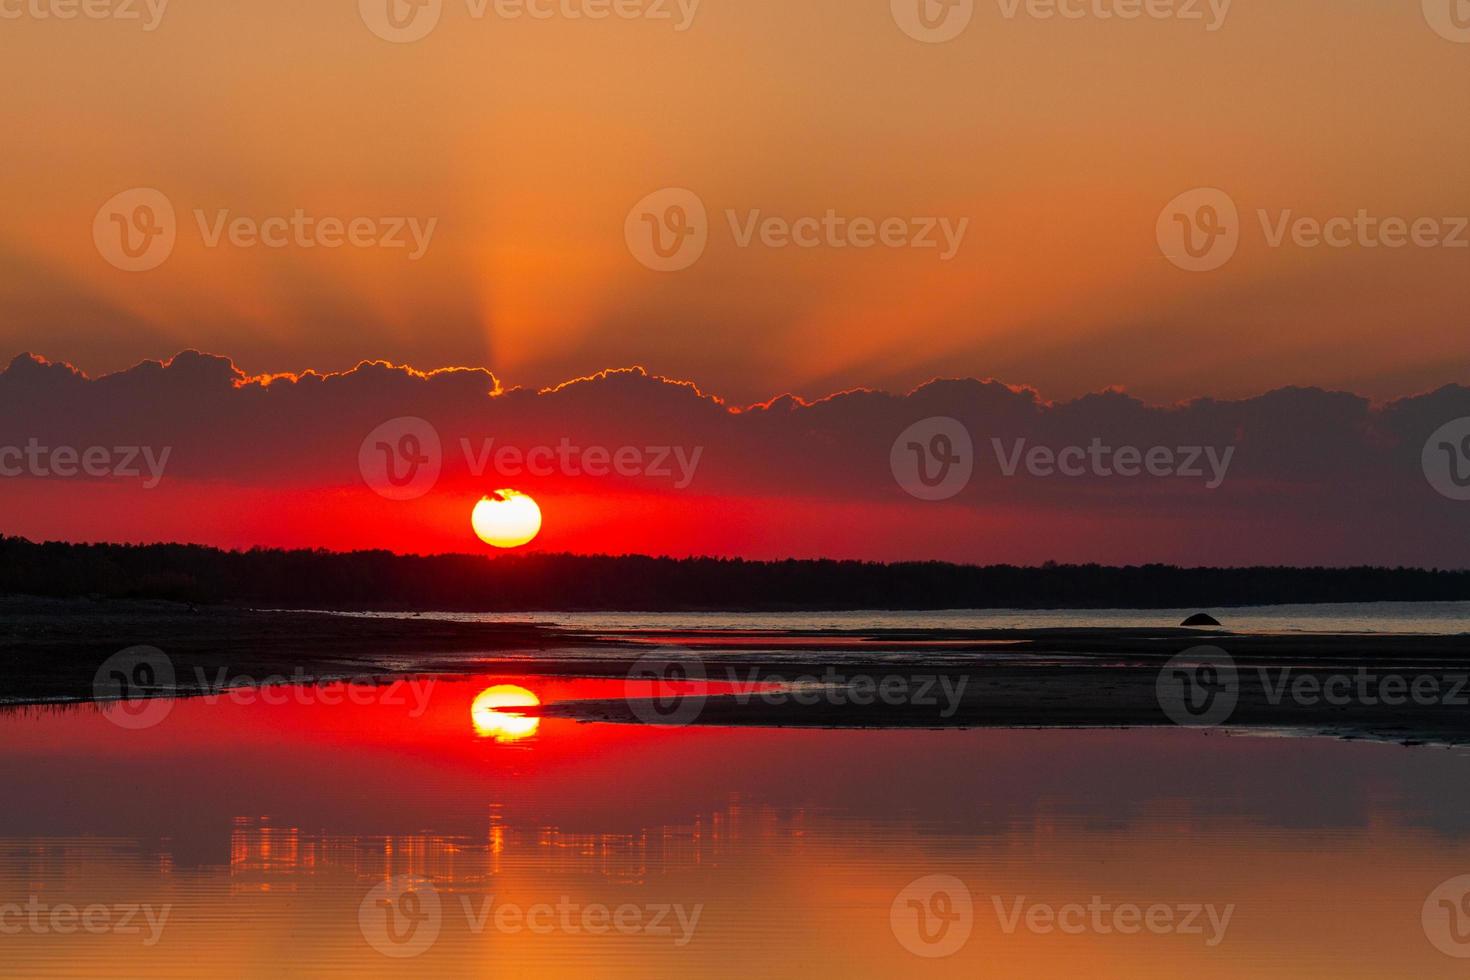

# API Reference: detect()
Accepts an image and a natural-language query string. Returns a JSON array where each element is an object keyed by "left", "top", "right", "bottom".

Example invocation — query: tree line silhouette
[{"left": 2, "top": 536, "right": 1467, "bottom": 610}]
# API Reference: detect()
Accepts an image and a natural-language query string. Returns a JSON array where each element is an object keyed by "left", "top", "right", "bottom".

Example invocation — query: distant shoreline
[{"left": 4, "top": 536, "right": 1469, "bottom": 611}]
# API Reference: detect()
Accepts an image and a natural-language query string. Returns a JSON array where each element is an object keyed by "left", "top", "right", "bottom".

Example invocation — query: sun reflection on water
[{"left": 470, "top": 684, "right": 541, "bottom": 742}]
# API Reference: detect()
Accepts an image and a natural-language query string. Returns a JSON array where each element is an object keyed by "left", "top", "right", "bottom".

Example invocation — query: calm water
[
  {"left": 330, "top": 601, "right": 1470, "bottom": 635},
  {"left": 5, "top": 674, "right": 1470, "bottom": 976}
]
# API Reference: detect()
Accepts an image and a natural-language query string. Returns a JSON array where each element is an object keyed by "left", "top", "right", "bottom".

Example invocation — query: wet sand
[
  {"left": 0, "top": 597, "right": 611, "bottom": 704},
  {"left": 5, "top": 597, "right": 1469, "bottom": 744}
]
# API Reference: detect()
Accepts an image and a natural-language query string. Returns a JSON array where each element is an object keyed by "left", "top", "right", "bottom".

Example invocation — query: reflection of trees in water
[{"left": 225, "top": 800, "right": 817, "bottom": 891}]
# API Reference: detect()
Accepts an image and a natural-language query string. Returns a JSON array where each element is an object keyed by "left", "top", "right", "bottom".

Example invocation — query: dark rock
[{"left": 1181, "top": 612, "right": 1222, "bottom": 627}]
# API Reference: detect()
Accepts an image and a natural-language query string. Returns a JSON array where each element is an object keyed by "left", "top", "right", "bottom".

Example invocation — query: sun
[
  {"left": 470, "top": 684, "right": 541, "bottom": 741},
  {"left": 471, "top": 490, "right": 542, "bottom": 548}
]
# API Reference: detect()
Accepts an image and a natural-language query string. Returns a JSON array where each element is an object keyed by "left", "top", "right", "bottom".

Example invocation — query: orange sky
[{"left": 2, "top": 0, "right": 1467, "bottom": 405}]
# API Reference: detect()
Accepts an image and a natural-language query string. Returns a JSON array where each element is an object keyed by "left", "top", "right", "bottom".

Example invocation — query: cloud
[{"left": 1, "top": 351, "right": 1467, "bottom": 566}]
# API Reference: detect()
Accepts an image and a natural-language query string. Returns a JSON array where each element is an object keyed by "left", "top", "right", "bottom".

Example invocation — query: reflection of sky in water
[{"left": 3, "top": 676, "right": 1470, "bottom": 975}]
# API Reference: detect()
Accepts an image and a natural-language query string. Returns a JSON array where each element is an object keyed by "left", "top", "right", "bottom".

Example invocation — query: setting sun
[
  {"left": 471, "top": 490, "right": 542, "bottom": 549},
  {"left": 470, "top": 684, "right": 541, "bottom": 742}
]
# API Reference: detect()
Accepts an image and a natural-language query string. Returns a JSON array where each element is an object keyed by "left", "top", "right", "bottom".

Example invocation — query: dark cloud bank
[{"left": 1, "top": 351, "right": 1467, "bottom": 567}]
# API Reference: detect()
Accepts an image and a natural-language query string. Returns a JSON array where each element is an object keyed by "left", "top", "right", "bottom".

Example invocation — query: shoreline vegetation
[
  {"left": 3, "top": 597, "right": 1470, "bottom": 745},
  {"left": 3, "top": 536, "right": 1469, "bottom": 611}
]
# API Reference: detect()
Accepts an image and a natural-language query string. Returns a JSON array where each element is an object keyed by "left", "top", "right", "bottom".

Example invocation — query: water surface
[
  {"left": 5, "top": 671, "right": 1470, "bottom": 975},
  {"left": 324, "top": 601, "right": 1470, "bottom": 635}
]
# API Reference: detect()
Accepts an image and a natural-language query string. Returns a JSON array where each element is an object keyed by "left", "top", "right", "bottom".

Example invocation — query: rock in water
[{"left": 1181, "top": 612, "right": 1222, "bottom": 627}]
